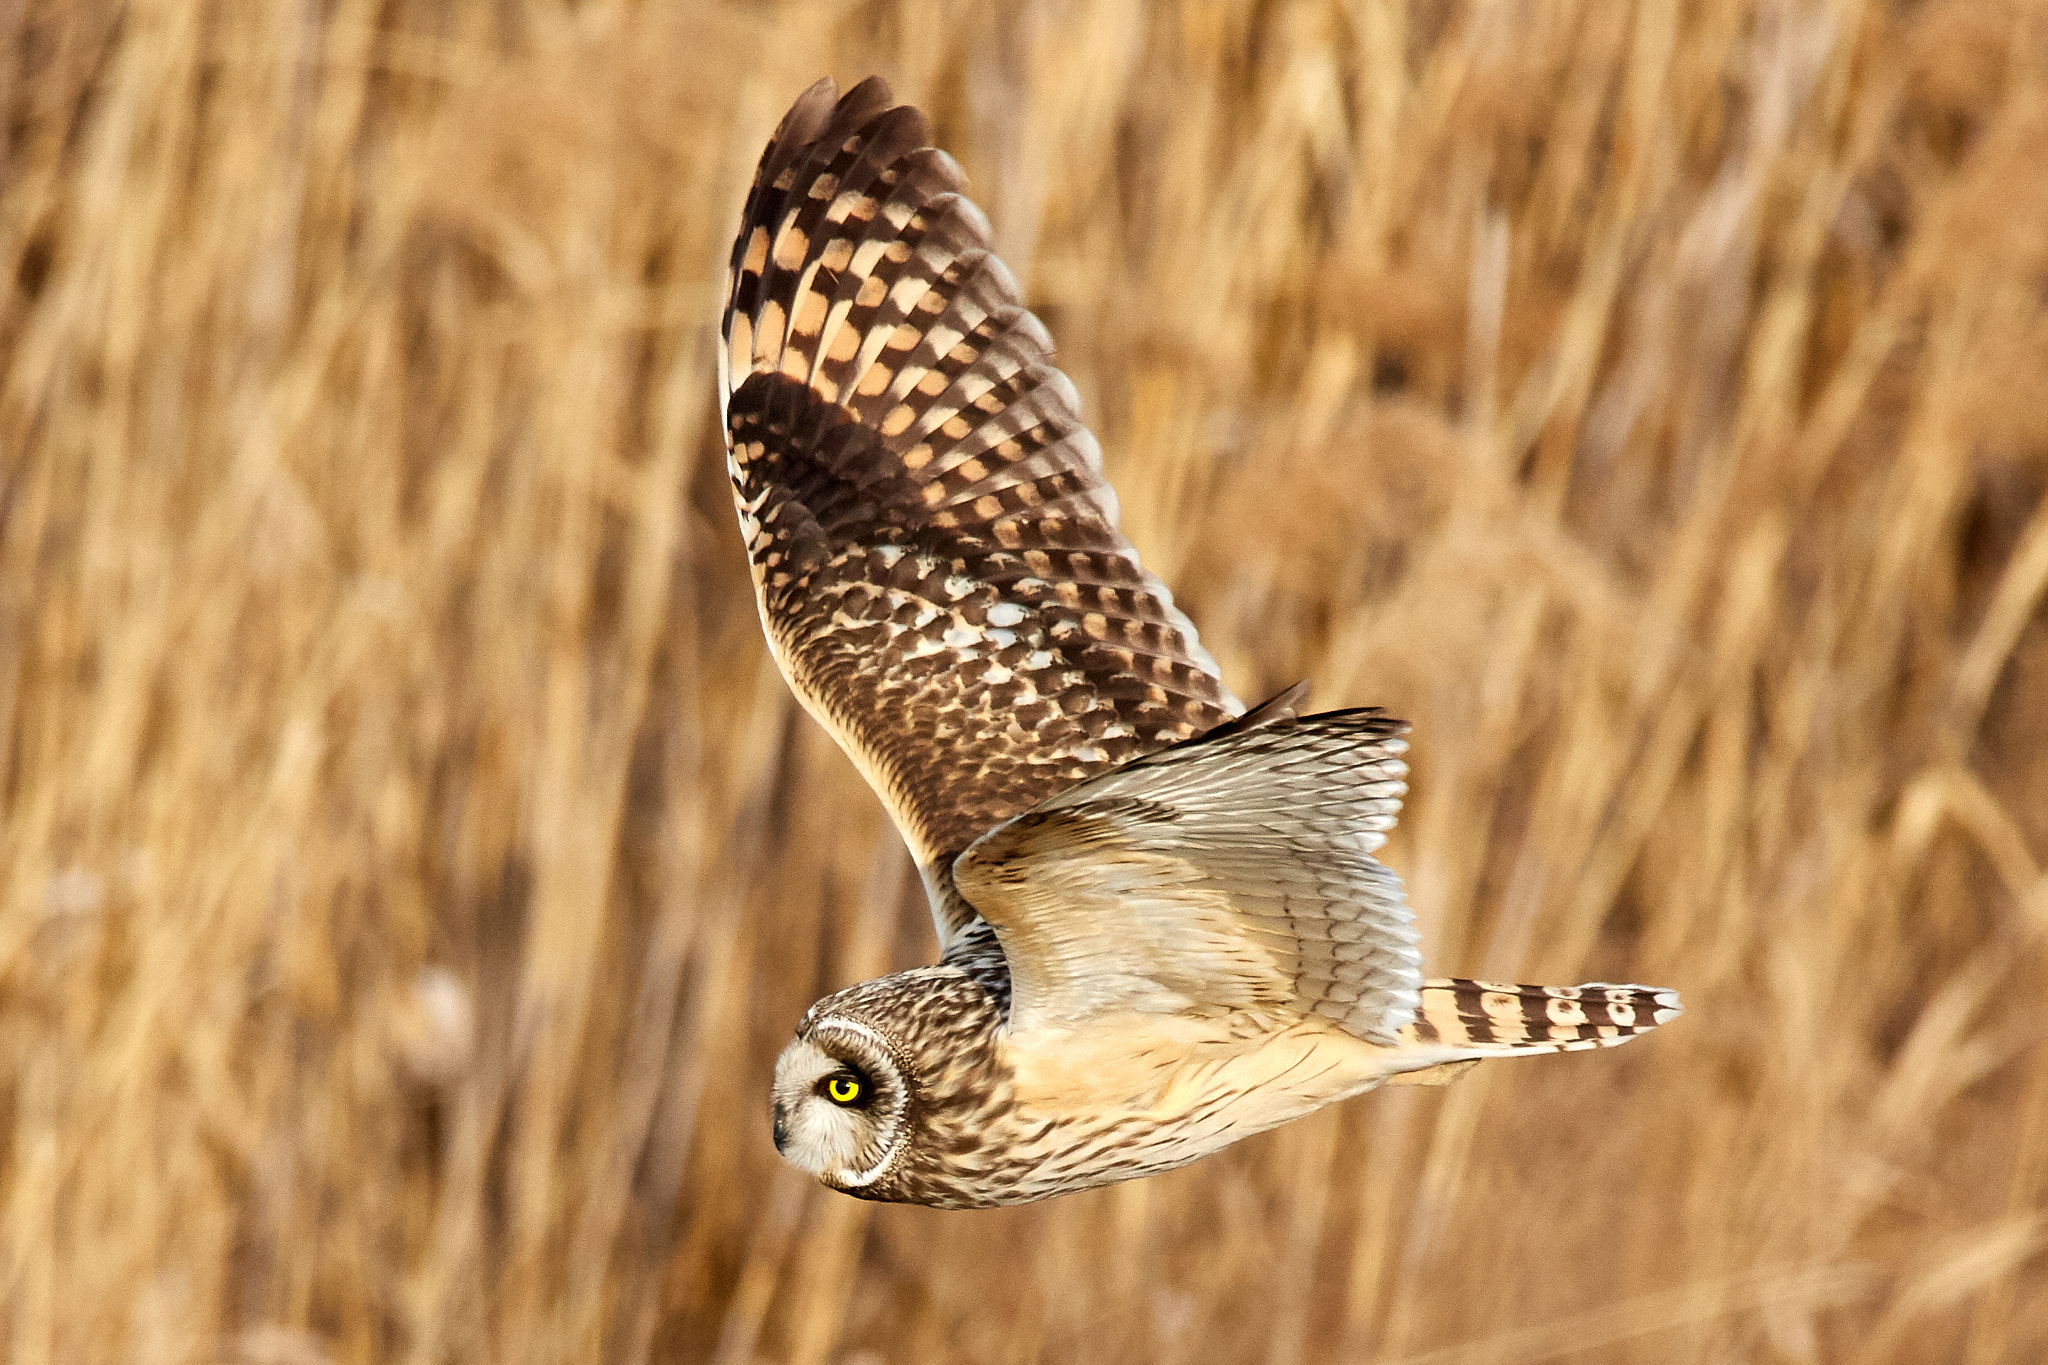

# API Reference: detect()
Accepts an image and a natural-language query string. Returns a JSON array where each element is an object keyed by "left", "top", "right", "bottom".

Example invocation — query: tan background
[{"left": 4, "top": 1, "right": 2047, "bottom": 1361}]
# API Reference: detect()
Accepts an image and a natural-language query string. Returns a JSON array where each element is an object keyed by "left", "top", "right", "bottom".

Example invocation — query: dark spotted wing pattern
[{"left": 721, "top": 78, "right": 1239, "bottom": 951}]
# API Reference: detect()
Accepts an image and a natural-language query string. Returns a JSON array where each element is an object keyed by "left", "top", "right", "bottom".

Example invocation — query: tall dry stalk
[{"left": 1, "top": 2, "right": 2044, "bottom": 1362}]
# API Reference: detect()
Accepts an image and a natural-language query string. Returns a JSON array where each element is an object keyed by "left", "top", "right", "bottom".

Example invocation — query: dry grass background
[{"left": 3, "top": 0, "right": 2047, "bottom": 1361}]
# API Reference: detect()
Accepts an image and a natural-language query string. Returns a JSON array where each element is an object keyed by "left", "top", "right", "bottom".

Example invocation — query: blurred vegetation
[{"left": 2, "top": 1, "right": 2046, "bottom": 1361}]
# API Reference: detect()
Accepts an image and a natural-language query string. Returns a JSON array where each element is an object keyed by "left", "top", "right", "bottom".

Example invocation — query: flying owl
[{"left": 719, "top": 77, "right": 1680, "bottom": 1209}]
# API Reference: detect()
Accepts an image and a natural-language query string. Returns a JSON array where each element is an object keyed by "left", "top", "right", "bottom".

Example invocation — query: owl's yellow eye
[{"left": 825, "top": 1074, "right": 862, "bottom": 1106}]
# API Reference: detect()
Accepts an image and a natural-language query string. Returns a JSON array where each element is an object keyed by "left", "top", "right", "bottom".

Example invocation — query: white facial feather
[{"left": 770, "top": 1031, "right": 903, "bottom": 1186}]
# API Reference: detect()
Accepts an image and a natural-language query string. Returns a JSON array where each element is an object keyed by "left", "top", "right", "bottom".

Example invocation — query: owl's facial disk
[{"left": 770, "top": 1018, "right": 909, "bottom": 1191}]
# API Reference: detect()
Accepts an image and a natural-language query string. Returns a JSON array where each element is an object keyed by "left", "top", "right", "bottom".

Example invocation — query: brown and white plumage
[
  {"left": 721, "top": 75, "right": 1235, "bottom": 958},
  {"left": 956, "top": 708, "right": 1422, "bottom": 1044},
  {"left": 727, "top": 78, "right": 1680, "bottom": 1209}
]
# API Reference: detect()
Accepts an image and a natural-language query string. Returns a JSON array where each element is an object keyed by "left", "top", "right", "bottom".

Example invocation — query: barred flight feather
[
  {"left": 721, "top": 76, "right": 1238, "bottom": 952},
  {"left": 1404, "top": 979, "right": 1684, "bottom": 1054}
]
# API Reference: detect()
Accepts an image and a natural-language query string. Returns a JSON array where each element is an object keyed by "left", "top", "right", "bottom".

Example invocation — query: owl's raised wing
[
  {"left": 952, "top": 710, "right": 1423, "bottom": 1045},
  {"left": 721, "top": 78, "right": 1238, "bottom": 950}
]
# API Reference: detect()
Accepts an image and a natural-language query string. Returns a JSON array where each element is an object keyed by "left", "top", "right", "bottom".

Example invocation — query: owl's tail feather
[{"left": 1389, "top": 978, "right": 1681, "bottom": 1079}]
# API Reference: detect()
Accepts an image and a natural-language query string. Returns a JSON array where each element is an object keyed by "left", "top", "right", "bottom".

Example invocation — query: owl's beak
[{"left": 771, "top": 1101, "right": 789, "bottom": 1152}]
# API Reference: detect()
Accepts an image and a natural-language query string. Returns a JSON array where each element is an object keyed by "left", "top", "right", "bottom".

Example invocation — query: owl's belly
[{"left": 990, "top": 1017, "right": 1395, "bottom": 1200}]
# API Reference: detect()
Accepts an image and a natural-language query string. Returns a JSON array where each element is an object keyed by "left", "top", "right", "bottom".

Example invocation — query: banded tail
[{"left": 1401, "top": 979, "right": 1682, "bottom": 1057}]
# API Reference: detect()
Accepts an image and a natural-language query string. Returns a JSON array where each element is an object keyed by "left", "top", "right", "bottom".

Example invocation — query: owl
[{"left": 720, "top": 77, "right": 1680, "bottom": 1208}]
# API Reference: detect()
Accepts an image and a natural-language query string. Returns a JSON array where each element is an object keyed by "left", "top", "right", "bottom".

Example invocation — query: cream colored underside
[{"left": 1000, "top": 1014, "right": 1446, "bottom": 1177}]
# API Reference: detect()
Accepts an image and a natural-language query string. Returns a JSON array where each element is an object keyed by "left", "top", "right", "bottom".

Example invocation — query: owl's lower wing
[
  {"left": 952, "top": 710, "right": 1423, "bottom": 1044},
  {"left": 722, "top": 78, "right": 1238, "bottom": 950}
]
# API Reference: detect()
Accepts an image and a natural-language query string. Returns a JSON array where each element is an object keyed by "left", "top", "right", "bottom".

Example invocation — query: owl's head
[
  {"left": 770, "top": 1013, "right": 913, "bottom": 1192},
  {"left": 769, "top": 965, "right": 1013, "bottom": 1203}
]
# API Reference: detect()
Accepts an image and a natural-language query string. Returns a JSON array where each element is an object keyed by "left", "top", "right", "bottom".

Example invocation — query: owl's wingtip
[{"left": 839, "top": 73, "right": 895, "bottom": 106}]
